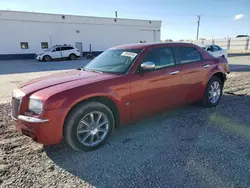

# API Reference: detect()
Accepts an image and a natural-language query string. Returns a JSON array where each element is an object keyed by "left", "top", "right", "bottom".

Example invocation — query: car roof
[
  {"left": 53, "top": 45, "right": 74, "bottom": 47},
  {"left": 112, "top": 42, "right": 199, "bottom": 49}
]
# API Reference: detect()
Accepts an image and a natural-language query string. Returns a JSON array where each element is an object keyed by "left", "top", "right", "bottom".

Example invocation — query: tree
[{"left": 236, "top": 35, "right": 249, "bottom": 38}]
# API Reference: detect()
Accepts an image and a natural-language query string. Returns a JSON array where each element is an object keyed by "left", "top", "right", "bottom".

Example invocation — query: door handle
[
  {"left": 203, "top": 64, "right": 211, "bottom": 68},
  {"left": 169, "top": 71, "right": 179, "bottom": 75}
]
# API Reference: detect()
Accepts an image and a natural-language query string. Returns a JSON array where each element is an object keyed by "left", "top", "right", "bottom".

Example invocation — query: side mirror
[
  {"left": 140, "top": 62, "right": 155, "bottom": 71},
  {"left": 52, "top": 49, "right": 56, "bottom": 52}
]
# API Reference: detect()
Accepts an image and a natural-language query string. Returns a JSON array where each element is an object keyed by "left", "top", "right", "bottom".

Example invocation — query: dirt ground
[{"left": 0, "top": 57, "right": 250, "bottom": 188}]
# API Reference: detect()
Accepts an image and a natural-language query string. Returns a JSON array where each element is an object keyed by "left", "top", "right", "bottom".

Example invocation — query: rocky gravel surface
[{"left": 1, "top": 63, "right": 250, "bottom": 187}]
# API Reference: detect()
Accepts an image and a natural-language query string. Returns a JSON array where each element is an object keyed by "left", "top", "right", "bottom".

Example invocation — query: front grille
[{"left": 11, "top": 97, "right": 21, "bottom": 120}]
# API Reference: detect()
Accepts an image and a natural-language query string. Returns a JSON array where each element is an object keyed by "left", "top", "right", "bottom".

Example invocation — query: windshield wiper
[
  {"left": 77, "top": 67, "right": 85, "bottom": 71},
  {"left": 85, "top": 69, "right": 103, "bottom": 73}
]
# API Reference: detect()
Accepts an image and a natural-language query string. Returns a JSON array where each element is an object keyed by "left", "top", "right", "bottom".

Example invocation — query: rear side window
[
  {"left": 212, "top": 45, "right": 219, "bottom": 51},
  {"left": 177, "top": 47, "right": 201, "bottom": 64},
  {"left": 142, "top": 47, "right": 175, "bottom": 69},
  {"left": 213, "top": 45, "right": 222, "bottom": 51},
  {"left": 61, "top": 47, "right": 74, "bottom": 50}
]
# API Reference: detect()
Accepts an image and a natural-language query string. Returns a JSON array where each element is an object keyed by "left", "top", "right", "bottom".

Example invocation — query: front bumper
[
  {"left": 18, "top": 115, "right": 49, "bottom": 123},
  {"left": 14, "top": 108, "right": 66, "bottom": 145},
  {"left": 36, "top": 55, "right": 43, "bottom": 61}
]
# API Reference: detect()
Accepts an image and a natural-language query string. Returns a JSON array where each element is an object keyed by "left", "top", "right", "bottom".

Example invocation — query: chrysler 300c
[{"left": 11, "top": 42, "right": 229, "bottom": 151}]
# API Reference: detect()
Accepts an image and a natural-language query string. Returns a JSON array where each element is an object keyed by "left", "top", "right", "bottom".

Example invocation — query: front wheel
[
  {"left": 43, "top": 55, "right": 52, "bottom": 62},
  {"left": 202, "top": 76, "right": 223, "bottom": 108},
  {"left": 64, "top": 102, "right": 115, "bottom": 152}
]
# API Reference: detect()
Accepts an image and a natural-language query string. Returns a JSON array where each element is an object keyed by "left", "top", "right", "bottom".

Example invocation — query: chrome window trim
[{"left": 18, "top": 115, "right": 49, "bottom": 123}]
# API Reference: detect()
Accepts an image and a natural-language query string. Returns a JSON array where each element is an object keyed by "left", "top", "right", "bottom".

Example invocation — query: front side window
[
  {"left": 84, "top": 48, "right": 142, "bottom": 74},
  {"left": 177, "top": 47, "right": 202, "bottom": 64},
  {"left": 20, "top": 42, "right": 29, "bottom": 49},
  {"left": 206, "top": 46, "right": 213, "bottom": 52},
  {"left": 142, "top": 47, "right": 175, "bottom": 69},
  {"left": 55, "top": 47, "right": 61, "bottom": 51},
  {"left": 41, "top": 42, "right": 48, "bottom": 49}
]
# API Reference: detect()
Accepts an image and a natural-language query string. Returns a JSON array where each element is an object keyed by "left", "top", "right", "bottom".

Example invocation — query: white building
[{"left": 0, "top": 10, "right": 161, "bottom": 60}]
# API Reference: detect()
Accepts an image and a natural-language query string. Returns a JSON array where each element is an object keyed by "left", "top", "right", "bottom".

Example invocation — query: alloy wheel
[
  {"left": 208, "top": 81, "right": 221, "bottom": 104},
  {"left": 76, "top": 111, "right": 109, "bottom": 147}
]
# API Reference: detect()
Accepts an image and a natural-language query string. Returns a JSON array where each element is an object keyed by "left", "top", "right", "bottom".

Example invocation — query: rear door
[
  {"left": 175, "top": 46, "right": 213, "bottom": 103},
  {"left": 61, "top": 47, "right": 74, "bottom": 58},
  {"left": 130, "top": 46, "right": 183, "bottom": 119}
]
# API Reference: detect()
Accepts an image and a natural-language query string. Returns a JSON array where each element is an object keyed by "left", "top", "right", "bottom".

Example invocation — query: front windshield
[
  {"left": 84, "top": 48, "right": 142, "bottom": 74},
  {"left": 45, "top": 47, "right": 54, "bottom": 52}
]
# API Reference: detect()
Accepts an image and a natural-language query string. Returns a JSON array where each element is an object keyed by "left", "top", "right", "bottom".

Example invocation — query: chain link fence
[{"left": 176, "top": 37, "right": 250, "bottom": 51}]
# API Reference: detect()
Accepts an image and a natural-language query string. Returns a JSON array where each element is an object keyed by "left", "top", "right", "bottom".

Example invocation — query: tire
[
  {"left": 43, "top": 55, "right": 52, "bottom": 62},
  {"left": 69, "top": 54, "right": 77, "bottom": 60},
  {"left": 64, "top": 101, "right": 115, "bottom": 152},
  {"left": 202, "top": 76, "right": 223, "bottom": 108}
]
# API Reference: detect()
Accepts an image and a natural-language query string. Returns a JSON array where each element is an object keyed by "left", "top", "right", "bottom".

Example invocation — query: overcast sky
[{"left": 1, "top": 0, "right": 249, "bottom": 40}]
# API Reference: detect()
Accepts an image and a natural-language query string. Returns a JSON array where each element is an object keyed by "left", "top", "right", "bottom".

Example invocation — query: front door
[
  {"left": 130, "top": 47, "right": 183, "bottom": 119},
  {"left": 51, "top": 47, "right": 62, "bottom": 59},
  {"left": 175, "top": 46, "right": 213, "bottom": 103},
  {"left": 61, "top": 46, "right": 74, "bottom": 58}
]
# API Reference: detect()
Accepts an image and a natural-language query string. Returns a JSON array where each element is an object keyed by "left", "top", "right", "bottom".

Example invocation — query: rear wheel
[
  {"left": 43, "top": 55, "right": 52, "bottom": 62},
  {"left": 202, "top": 76, "right": 223, "bottom": 107},
  {"left": 64, "top": 101, "right": 115, "bottom": 152},
  {"left": 69, "top": 54, "right": 77, "bottom": 60}
]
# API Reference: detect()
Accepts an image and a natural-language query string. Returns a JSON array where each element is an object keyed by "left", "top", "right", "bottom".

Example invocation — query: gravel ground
[{"left": 1, "top": 57, "right": 250, "bottom": 188}]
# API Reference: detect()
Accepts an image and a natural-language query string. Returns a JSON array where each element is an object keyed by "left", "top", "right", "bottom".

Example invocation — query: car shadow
[
  {"left": 0, "top": 59, "right": 90, "bottom": 75},
  {"left": 45, "top": 94, "right": 250, "bottom": 188}
]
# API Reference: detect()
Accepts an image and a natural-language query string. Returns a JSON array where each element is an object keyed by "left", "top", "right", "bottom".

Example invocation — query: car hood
[{"left": 19, "top": 70, "right": 118, "bottom": 95}]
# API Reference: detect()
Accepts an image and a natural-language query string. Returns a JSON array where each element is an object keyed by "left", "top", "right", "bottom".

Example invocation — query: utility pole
[{"left": 196, "top": 15, "right": 201, "bottom": 40}]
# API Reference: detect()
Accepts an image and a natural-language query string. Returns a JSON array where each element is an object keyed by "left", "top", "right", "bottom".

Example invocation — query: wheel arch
[
  {"left": 202, "top": 70, "right": 226, "bottom": 98},
  {"left": 43, "top": 54, "right": 52, "bottom": 61},
  {"left": 63, "top": 96, "right": 120, "bottom": 131},
  {"left": 209, "top": 72, "right": 226, "bottom": 87}
]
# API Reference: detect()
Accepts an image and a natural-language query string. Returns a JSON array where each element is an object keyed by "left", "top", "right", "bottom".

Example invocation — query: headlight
[{"left": 29, "top": 98, "right": 43, "bottom": 114}]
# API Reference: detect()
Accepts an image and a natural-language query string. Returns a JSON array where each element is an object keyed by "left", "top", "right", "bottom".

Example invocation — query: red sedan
[{"left": 11, "top": 42, "right": 230, "bottom": 151}]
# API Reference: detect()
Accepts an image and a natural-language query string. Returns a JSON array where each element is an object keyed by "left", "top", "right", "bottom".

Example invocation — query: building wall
[{"left": 0, "top": 11, "right": 161, "bottom": 59}]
